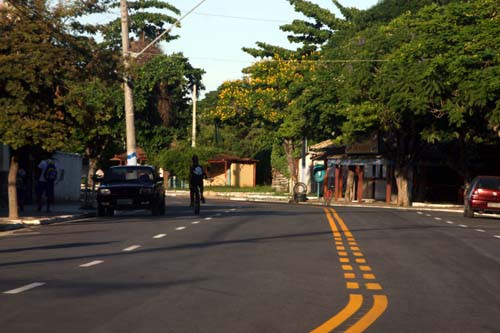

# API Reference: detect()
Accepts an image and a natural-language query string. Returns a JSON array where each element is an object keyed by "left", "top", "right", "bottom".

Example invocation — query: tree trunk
[
  {"left": 163, "top": 170, "right": 170, "bottom": 190},
  {"left": 7, "top": 155, "right": 19, "bottom": 220},
  {"left": 394, "top": 164, "right": 413, "bottom": 207},
  {"left": 344, "top": 167, "right": 355, "bottom": 202},
  {"left": 87, "top": 157, "right": 98, "bottom": 189},
  {"left": 283, "top": 139, "right": 298, "bottom": 191}
]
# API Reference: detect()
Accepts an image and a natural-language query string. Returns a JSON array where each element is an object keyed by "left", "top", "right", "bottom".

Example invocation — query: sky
[
  {"left": 162, "top": 0, "right": 379, "bottom": 95},
  {"left": 93, "top": 0, "right": 379, "bottom": 95}
]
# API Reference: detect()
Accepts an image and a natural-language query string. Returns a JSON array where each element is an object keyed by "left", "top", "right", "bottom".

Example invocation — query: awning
[{"left": 327, "top": 157, "right": 387, "bottom": 167}]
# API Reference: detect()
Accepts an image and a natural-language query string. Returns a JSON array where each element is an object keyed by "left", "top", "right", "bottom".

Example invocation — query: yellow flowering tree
[{"left": 210, "top": 55, "right": 316, "bottom": 185}]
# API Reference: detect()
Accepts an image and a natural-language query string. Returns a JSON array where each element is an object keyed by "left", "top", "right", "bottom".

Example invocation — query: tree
[
  {"left": 0, "top": 1, "right": 94, "bottom": 219},
  {"left": 323, "top": 0, "right": 499, "bottom": 206},
  {"left": 100, "top": 0, "right": 180, "bottom": 49},
  {"left": 132, "top": 53, "right": 204, "bottom": 155}
]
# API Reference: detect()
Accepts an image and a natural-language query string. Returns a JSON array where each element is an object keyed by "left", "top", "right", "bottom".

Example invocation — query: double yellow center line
[{"left": 310, "top": 208, "right": 388, "bottom": 333}]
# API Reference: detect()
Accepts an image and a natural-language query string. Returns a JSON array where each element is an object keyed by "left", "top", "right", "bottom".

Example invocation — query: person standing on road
[
  {"left": 189, "top": 154, "right": 206, "bottom": 207},
  {"left": 36, "top": 158, "right": 61, "bottom": 212}
]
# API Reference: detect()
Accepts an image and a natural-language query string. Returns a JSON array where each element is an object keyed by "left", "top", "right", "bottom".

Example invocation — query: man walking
[{"left": 36, "top": 158, "right": 60, "bottom": 212}]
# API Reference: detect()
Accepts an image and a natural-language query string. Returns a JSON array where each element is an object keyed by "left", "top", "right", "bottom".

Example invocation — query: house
[{"left": 206, "top": 154, "right": 258, "bottom": 187}]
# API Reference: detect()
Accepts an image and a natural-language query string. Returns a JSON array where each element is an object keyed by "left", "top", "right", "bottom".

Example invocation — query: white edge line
[
  {"left": 123, "top": 245, "right": 141, "bottom": 252},
  {"left": 153, "top": 234, "right": 166, "bottom": 238},
  {"left": 4, "top": 282, "right": 45, "bottom": 294},
  {"left": 79, "top": 260, "right": 104, "bottom": 267}
]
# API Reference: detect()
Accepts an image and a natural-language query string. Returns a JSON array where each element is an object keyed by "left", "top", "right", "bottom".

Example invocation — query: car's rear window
[
  {"left": 105, "top": 168, "right": 154, "bottom": 182},
  {"left": 476, "top": 178, "right": 500, "bottom": 190}
]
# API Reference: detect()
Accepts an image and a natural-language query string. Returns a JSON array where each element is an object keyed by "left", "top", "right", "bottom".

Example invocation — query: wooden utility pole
[
  {"left": 120, "top": 0, "right": 137, "bottom": 165},
  {"left": 192, "top": 84, "right": 197, "bottom": 148}
]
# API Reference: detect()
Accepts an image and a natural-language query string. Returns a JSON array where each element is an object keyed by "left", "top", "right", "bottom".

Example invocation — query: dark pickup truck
[{"left": 96, "top": 165, "right": 165, "bottom": 216}]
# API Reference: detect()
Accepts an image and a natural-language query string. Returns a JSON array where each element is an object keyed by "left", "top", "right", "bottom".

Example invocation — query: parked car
[
  {"left": 463, "top": 176, "right": 500, "bottom": 218},
  {"left": 96, "top": 165, "right": 165, "bottom": 216}
]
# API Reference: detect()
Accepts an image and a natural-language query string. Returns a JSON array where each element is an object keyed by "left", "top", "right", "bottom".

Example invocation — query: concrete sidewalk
[{"left": 0, "top": 202, "right": 95, "bottom": 232}]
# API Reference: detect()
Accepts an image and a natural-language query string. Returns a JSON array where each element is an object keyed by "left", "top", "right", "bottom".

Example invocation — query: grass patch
[{"left": 205, "top": 185, "right": 288, "bottom": 196}]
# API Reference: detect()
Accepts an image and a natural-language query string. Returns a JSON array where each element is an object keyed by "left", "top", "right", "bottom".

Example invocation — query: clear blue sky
[{"left": 162, "top": 0, "right": 378, "bottom": 95}]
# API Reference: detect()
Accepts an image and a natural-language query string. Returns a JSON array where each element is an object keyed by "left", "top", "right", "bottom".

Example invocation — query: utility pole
[
  {"left": 192, "top": 84, "right": 197, "bottom": 148},
  {"left": 120, "top": 0, "right": 137, "bottom": 165}
]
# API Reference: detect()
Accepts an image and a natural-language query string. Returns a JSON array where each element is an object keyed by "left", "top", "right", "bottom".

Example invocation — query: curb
[
  {"left": 0, "top": 212, "right": 96, "bottom": 233},
  {"left": 166, "top": 190, "right": 465, "bottom": 213}
]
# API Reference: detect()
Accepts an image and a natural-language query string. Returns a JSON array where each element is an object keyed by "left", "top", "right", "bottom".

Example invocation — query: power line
[{"left": 190, "top": 11, "right": 289, "bottom": 23}]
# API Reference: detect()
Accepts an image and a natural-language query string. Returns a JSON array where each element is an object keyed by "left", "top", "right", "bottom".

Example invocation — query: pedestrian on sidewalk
[{"left": 36, "top": 158, "right": 61, "bottom": 212}]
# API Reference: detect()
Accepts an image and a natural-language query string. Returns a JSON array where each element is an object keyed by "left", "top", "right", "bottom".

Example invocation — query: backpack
[
  {"left": 193, "top": 166, "right": 203, "bottom": 176},
  {"left": 44, "top": 162, "right": 58, "bottom": 181}
]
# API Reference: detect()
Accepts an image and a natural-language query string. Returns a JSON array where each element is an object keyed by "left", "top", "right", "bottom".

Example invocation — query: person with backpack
[
  {"left": 36, "top": 158, "right": 60, "bottom": 212},
  {"left": 189, "top": 154, "right": 207, "bottom": 207}
]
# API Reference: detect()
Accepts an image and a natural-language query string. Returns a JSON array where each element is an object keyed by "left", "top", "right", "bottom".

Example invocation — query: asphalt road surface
[{"left": 1, "top": 198, "right": 499, "bottom": 332}]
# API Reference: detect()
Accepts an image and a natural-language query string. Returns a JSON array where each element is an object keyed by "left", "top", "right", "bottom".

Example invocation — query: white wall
[
  {"left": 298, "top": 153, "right": 313, "bottom": 192},
  {"left": 53, "top": 151, "right": 82, "bottom": 201}
]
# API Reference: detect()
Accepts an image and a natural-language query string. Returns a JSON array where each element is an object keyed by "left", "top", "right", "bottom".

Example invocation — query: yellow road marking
[
  {"left": 366, "top": 283, "right": 382, "bottom": 290},
  {"left": 347, "top": 282, "right": 360, "bottom": 289},
  {"left": 309, "top": 294, "right": 363, "bottom": 333},
  {"left": 345, "top": 295, "right": 388, "bottom": 333},
  {"left": 319, "top": 207, "right": 388, "bottom": 333}
]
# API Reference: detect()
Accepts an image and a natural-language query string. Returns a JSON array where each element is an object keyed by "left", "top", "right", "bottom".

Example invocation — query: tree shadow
[{"left": 0, "top": 241, "right": 119, "bottom": 254}]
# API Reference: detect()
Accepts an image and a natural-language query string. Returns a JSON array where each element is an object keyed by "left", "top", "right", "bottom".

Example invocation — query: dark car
[
  {"left": 96, "top": 165, "right": 165, "bottom": 216},
  {"left": 464, "top": 176, "right": 500, "bottom": 218}
]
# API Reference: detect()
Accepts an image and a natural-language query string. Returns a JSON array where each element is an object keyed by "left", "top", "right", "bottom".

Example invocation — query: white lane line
[
  {"left": 434, "top": 217, "right": 442, "bottom": 221},
  {"left": 79, "top": 260, "right": 104, "bottom": 267},
  {"left": 458, "top": 224, "right": 468, "bottom": 228},
  {"left": 204, "top": 217, "right": 212, "bottom": 220},
  {"left": 4, "top": 282, "right": 45, "bottom": 294},
  {"left": 494, "top": 235, "right": 500, "bottom": 239},
  {"left": 192, "top": 221, "right": 200, "bottom": 224},
  {"left": 446, "top": 221, "right": 454, "bottom": 224},
  {"left": 425, "top": 214, "right": 431, "bottom": 217},
  {"left": 153, "top": 234, "right": 166, "bottom": 239},
  {"left": 123, "top": 245, "right": 141, "bottom": 252},
  {"left": 417, "top": 211, "right": 423, "bottom": 215},
  {"left": 230, "top": 208, "right": 236, "bottom": 211},
  {"left": 176, "top": 226, "right": 186, "bottom": 230},
  {"left": 475, "top": 229, "right": 485, "bottom": 232}
]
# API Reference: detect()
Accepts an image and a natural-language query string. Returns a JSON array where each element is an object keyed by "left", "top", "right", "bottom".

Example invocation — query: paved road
[{"left": 1, "top": 198, "right": 499, "bottom": 332}]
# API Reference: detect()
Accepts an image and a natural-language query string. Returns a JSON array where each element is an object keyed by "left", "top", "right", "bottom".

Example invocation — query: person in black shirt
[{"left": 189, "top": 154, "right": 206, "bottom": 207}]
